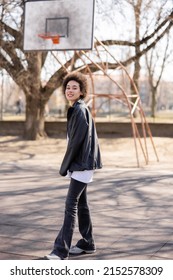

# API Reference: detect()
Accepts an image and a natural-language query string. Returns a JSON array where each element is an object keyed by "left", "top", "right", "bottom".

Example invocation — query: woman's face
[{"left": 65, "top": 80, "right": 83, "bottom": 105}]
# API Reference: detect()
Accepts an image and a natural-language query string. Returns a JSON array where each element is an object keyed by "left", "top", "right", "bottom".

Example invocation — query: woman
[{"left": 45, "top": 72, "right": 102, "bottom": 260}]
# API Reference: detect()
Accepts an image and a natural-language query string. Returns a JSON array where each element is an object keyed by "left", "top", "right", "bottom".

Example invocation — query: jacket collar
[
  {"left": 67, "top": 99, "right": 84, "bottom": 120},
  {"left": 72, "top": 99, "right": 84, "bottom": 107}
]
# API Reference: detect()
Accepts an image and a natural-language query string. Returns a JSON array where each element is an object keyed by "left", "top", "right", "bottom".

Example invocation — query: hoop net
[{"left": 38, "top": 33, "right": 60, "bottom": 44}]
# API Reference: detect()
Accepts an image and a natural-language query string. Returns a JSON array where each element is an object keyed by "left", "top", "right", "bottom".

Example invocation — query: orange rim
[{"left": 38, "top": 34, "right": 60, "bottom": 44}]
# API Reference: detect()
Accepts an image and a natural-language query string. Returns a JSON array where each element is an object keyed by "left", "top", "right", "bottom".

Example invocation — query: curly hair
[{"left": 62, "top": 72, "right": 88, "bottom": 99}]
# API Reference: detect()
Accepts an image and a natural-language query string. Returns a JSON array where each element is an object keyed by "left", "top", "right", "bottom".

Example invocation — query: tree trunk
[
  {"left": 151, "top": 87, "right": 157, "bottom": 118},
  {"left": 130, "top": 61, "right": 140, "bottom": 117},
  {"left": 130, "top": 0, "right": 142, "bottom": 118},
  {"left": 24, "top": 94, "right": 47, "bottom": 140}
]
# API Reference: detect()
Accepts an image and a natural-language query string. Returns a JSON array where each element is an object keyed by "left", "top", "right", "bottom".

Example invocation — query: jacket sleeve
[{"left": 59, "top": 109, "right": 88, "bottom": 176}]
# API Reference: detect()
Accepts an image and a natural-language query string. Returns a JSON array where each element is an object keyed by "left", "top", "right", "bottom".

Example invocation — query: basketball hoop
[{"left": 38, "top": 33, "right": 60, "bottom": 44}]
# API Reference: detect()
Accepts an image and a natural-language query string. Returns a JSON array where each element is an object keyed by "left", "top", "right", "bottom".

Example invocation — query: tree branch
[
  {"left": 0, "top": 20, "right": 23, "bottom": 49},
  {"left": 120, "top": 21, "right": 173, "bottom": 67},
  {"left": 95, "top": 10, "right": 173, "bottom": 48},
  {"left": 0, "top": 51, "right": 27, "bottom": 86}
]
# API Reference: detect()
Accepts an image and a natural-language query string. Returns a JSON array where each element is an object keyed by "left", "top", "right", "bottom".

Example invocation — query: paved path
[{"left": 0, "top": 136, "right": 173, "bottom": 260}]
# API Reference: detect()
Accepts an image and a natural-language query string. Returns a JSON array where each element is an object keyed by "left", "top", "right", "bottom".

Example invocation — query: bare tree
[
  {"left": 0, "top": 0, "right": 173, "bottom": 139},
  {"left": 0, "top": 0, "right": 69, "bottom": 139},
  {"left": 145, "top": 33, "right": 172, "bottom": 117},
  {"left": 126, "top": 0, "right": 143, "bottom": 117},
  {"left": 117, "top": 0, "right": 172, "bottom": 116}
]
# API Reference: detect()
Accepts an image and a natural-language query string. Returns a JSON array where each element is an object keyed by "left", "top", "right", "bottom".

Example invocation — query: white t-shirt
[
  {"left": 65, "top": 134, "right": 94, "bottom": 183},
  {"left": 66, "top": 170, "right": 94, "bottom": 183}
]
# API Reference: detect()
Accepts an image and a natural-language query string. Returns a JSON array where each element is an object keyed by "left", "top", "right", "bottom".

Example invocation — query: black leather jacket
[{"left": 59, "top": 100, "right": 102, "bottom": 176}]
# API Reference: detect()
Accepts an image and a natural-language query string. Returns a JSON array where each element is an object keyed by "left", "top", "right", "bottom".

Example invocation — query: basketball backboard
[{"left": 23, "top": 0, "right": 95, "bottom": 51}]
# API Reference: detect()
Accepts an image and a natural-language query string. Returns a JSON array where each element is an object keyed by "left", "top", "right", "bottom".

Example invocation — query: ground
[{"left": 0, "top": 135, "right": 173, "bottom": 260}]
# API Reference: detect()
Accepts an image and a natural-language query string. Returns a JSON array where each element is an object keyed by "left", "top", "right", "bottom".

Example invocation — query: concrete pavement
[{"left": 0, "top": 135, "right": 173, "bottom": 260}]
